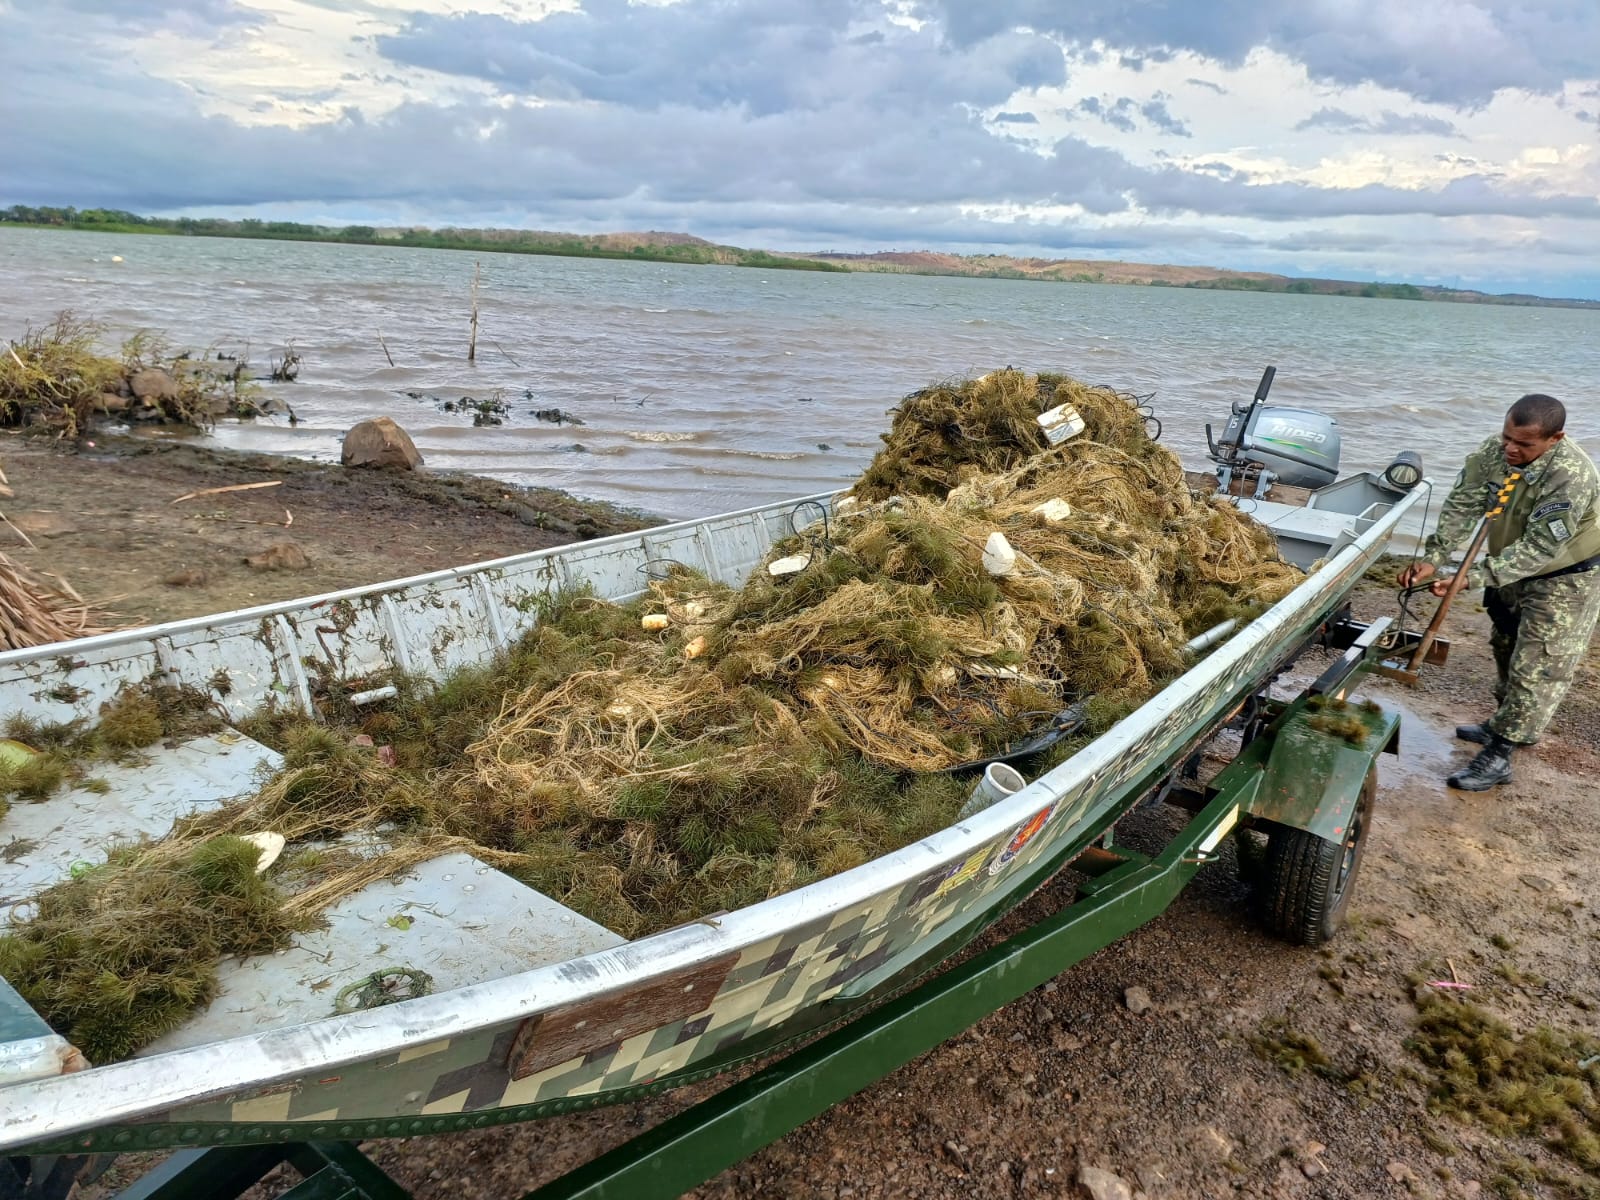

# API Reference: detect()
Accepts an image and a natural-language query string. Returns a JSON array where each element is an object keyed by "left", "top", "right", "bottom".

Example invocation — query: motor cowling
[{"left": 1214, "top": 404, "right": 1341, "bottom": 489}]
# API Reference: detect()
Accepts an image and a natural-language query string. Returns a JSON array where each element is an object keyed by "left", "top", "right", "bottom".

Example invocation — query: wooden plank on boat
[
  {"left": 1184, "top": 469, "right": 1313, "bottom": 507},
  {"left": 507, "top": 954, "right": 739, "bottom": 1080}
]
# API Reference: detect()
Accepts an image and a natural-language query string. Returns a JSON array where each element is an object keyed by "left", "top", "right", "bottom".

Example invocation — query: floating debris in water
[
  {"left": 406, "top": 391, "right": 511, "bottom": 426},
  {"left": 532, "top": 407, "right": 585, "bottom": 426}
]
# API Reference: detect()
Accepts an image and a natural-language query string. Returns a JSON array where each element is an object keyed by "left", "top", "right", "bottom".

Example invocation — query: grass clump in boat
[
  {"left": 0, "top": 836, "right": 310, "bottom": 1062},
  {"left": 0, "top": 684, "right": 222, "bottom": 809}
]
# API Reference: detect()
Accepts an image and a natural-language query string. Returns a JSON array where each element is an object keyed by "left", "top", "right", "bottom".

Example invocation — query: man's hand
[
  {"left": 1429, "top": 575, "right": 1456, "bottom": 597},
  {"left": 1397, "top": 562, "right": 1437, "bottom": 588}
]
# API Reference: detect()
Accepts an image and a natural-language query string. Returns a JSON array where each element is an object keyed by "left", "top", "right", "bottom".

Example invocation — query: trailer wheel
[{"left": 1261, "top": 765, "right": 1376, "bottom": 946}]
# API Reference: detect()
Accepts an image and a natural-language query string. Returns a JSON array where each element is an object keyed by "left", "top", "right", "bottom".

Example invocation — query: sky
[{"left": 3, "top": 0, "right": 1599, "bottom": 298}]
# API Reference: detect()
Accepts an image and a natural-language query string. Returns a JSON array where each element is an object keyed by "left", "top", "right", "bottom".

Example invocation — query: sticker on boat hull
[
  {"left": 989, "top": 803, "right": 1057, "bottom": 875},
  {"left": 934, "top": 847, "right": 991, "bottom": 898}
]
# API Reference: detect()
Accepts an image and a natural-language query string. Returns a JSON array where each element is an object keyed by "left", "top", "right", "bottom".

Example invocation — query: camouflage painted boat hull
[{"left": 0, "top": 478, "right": 1424, "bottom": 1154}]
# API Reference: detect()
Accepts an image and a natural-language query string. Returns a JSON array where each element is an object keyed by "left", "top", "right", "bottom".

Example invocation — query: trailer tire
[{"left": 1260, "top": 765, "right": 1376, "bottom": 946}]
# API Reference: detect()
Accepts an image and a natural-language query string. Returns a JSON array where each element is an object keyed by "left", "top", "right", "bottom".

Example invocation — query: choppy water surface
[{"left": 2, "top": 227, "right": 1596, "bottom": 519}]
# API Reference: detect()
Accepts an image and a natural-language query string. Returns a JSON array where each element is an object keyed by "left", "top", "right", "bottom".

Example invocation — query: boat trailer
[{"left": 1, "top": 596, "right": 1447, "bottom": 1200}]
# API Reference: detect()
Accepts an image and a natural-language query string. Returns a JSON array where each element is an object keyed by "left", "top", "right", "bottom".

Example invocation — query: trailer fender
[{"left": 1244, "top": 701, "right": 1399, "bottom": 843}]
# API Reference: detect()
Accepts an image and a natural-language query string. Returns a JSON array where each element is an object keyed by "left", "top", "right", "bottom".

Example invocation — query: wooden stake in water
[{"left": 468, "top": 261, "right": 480, "bottom": 363}]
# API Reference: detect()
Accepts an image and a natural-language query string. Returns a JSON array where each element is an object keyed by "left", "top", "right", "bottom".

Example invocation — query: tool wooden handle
[
  {"left": 1407, "top": 521, "right": 1488, "bottom": 670},
  {"left": 1407, "top": 470, "right": 1520, "bottom": 672}
]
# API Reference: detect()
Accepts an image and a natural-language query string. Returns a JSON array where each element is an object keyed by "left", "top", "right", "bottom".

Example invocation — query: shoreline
[
  {"left": 5, "top": 218, "right": 1596, "bottom": 309},
  {"left": 0, "top": 431, "right": 655, "bottom": 629}
]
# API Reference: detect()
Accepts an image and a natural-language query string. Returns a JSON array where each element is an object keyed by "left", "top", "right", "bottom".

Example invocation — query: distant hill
[
  {"left": 0, "top": 207, "right": 844, "bottom": 274},
  {"left": 3, "top": 205, "right": 1594, "bottom": 308},
  {"left": 801, "top": 250, "right": 1600, "bottom": 308}
]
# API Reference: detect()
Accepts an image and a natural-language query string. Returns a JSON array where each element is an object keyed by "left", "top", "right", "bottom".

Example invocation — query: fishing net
[{"left": 1, "top": 368, "right": 1308, "bottom": 1055}]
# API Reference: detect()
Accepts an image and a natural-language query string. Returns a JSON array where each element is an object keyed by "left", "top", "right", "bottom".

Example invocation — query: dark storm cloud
[
  {"left": 918, "top": 0, "right": 1600, "bottom": 106},
  {"left": 6, "top": 70, "right": 1590, "bottom": 231},
  {"left": 2, "top": 0, "right": 1595, "bottom": 263},
  {"left": 1296, "top": 108, "right": 1462, "bottom": 137},
  {"left": 376, "top": 1, "right": 1065, "bottom": 116}
]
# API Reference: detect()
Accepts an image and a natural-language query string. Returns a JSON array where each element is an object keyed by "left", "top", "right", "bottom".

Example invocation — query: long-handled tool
[{"left": 1384, "top": 471, "right": 1520, "bottom": 684}]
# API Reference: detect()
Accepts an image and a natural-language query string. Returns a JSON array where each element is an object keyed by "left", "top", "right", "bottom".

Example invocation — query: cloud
[
  {"left": 0, "top": 0, "right": 1595, "bottom": 296},
  {"left": 375, "top": 1, "right": 1066, "bottom": 116},
  {"left": 1296, "top": 107, "right": 1462, "bottom": 136},
  {"left": 14, "top": 0, "right": 253, "bottom": 31},
  {"left": 1071, "top": 92, "right": 1191, "bottom": 137},
  {"left": 920, "top": 0, "right": 1600, "bottom": 106},
  {"left": 1076, "top": 96, "right": 1138, "bottom": 133},
  {"left": 5, "top": 64, "right": 1589, "bottom": 231},
  {"left": 1140, "top": 94, "right": 1191, "bottom": 137}
]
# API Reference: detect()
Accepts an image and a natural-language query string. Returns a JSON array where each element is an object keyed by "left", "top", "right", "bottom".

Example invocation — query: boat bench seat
[
  {"left": 141, "top": 849, "right": 625, "bottom": 1054},
  {"left": 0, "top": 730, "right": 280, "bottom": 927},
  {"left": 0, "top": 732, "right": 625, "bottom": 1061}
]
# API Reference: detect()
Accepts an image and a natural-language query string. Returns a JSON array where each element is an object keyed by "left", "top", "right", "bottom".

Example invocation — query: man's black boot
[
  {"left": 1454, "top": 723, "right": 1491, "bottom": 744},
  {"left": 1447, "top": 737, "right": 1515, "bottom": 791}
]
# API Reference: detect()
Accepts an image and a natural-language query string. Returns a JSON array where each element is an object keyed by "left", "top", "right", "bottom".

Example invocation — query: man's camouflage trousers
[{"left": 1483, "top": 569, "right": 1600, "bottom": 744}]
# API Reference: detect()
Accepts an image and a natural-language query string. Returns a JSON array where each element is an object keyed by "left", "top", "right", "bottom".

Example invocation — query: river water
[{"left": 2, "top": 227, "right": 1596, "bottom": 520}]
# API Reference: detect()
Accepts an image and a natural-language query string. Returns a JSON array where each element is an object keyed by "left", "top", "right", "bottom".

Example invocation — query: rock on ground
[
  {"left": 243, "top": 539, "right": 310, "bottom": 571},
  {"left": 128, "top": 368, "right": 179, "bottom": 402},
  {"left": 342, "top": 416, "right": 423, "bottom": 470},
  {"left": 1077, "top": 1165, "right": 1134, "bottom": 1200}
]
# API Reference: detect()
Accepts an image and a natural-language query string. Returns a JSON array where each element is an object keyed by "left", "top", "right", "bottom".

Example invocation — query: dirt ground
[
  {"left": 20, "top": 440, "right": 1597, "bottom": 1200},
  {"left": 0, "top": 431, "right": 651, "bottom": 629}
]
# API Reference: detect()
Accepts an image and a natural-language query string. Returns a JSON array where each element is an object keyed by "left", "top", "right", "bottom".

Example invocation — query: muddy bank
[{"left": 0, "top": 433, "right": 654, "bottom": 628}]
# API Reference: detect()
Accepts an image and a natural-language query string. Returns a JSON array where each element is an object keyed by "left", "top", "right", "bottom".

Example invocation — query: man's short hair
[{"left": 1507, "top": 393, "right": 1565, "bottom": 436}]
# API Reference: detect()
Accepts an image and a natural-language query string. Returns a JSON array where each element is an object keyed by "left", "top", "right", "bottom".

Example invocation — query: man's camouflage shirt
[{"left": 1423, "top": 434, "right": 1600, "bottom": 589}]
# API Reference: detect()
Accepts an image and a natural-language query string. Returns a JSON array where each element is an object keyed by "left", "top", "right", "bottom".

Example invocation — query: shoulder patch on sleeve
[
  {"left": 1532, "top": 500, "right": 1572, "bottom": 522},
  {"left": 1549, "top": 518, "right": 1572, "bottom": 542}
]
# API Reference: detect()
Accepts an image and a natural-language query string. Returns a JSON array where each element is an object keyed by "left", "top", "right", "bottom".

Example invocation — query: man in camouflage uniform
[{"left": 1398, "top": 393, "right": 1600, "bottom": 790}]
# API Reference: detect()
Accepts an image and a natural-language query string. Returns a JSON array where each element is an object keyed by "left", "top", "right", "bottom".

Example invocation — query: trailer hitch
[{"left": 1313, "top": 615, "right": 1450, "bottom": 692}]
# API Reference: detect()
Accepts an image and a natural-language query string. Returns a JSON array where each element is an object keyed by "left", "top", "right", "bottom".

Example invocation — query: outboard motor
[{"left": 1207, "top": 365, "right": 1341, "bottom": 496}]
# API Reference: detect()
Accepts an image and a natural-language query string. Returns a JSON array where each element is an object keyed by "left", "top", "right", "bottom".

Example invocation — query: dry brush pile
[{"left": 0, "top": 368, "right": 1306, "bottom": 1058}]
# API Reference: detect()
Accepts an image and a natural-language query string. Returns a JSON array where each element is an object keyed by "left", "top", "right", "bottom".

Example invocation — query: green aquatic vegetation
[
  {"left": 1408, "top": 994, "right": 1600, "bottom": 1178},
  {"left": 0, "top": 369, "right": 1308, "bottom": 1060},
  {"left": 0, "top": 683, "right": 221, "bottom": 808},
  {"left": 0, "top": 837, "right": 308, "bottom": 1062}
]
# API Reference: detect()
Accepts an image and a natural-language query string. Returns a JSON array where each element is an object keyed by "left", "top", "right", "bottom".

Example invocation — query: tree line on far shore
[
  {"left": 4, "top": 204, "right": 1595, "bottom": 309},
  {"left": 0, "top": 206, "right": 846, "bottom": 274}
]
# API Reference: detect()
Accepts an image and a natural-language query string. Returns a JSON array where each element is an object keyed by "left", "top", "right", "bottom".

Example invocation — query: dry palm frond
[{"left": 0, "top": 551, "right": 116, "bottom": 649}]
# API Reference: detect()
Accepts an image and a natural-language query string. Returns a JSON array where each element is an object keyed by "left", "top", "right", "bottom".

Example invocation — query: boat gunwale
[
  {"left": 0, "top": 479, "right": 1425, "bottom": 1151},
  {"left": 0, "top": 491, "right": 809, "bottom": 672}
]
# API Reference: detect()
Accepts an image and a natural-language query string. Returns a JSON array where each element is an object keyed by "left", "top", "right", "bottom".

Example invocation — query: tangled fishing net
[
  {"left": 1, "top": 369, "right": 1306, "bottom": 1057},
  {"left": 392, "top": 368, "right": 1301, "bottom": 929},
  {"left": 474, "top": 370, "right": 1300, "bottom": 772}
]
